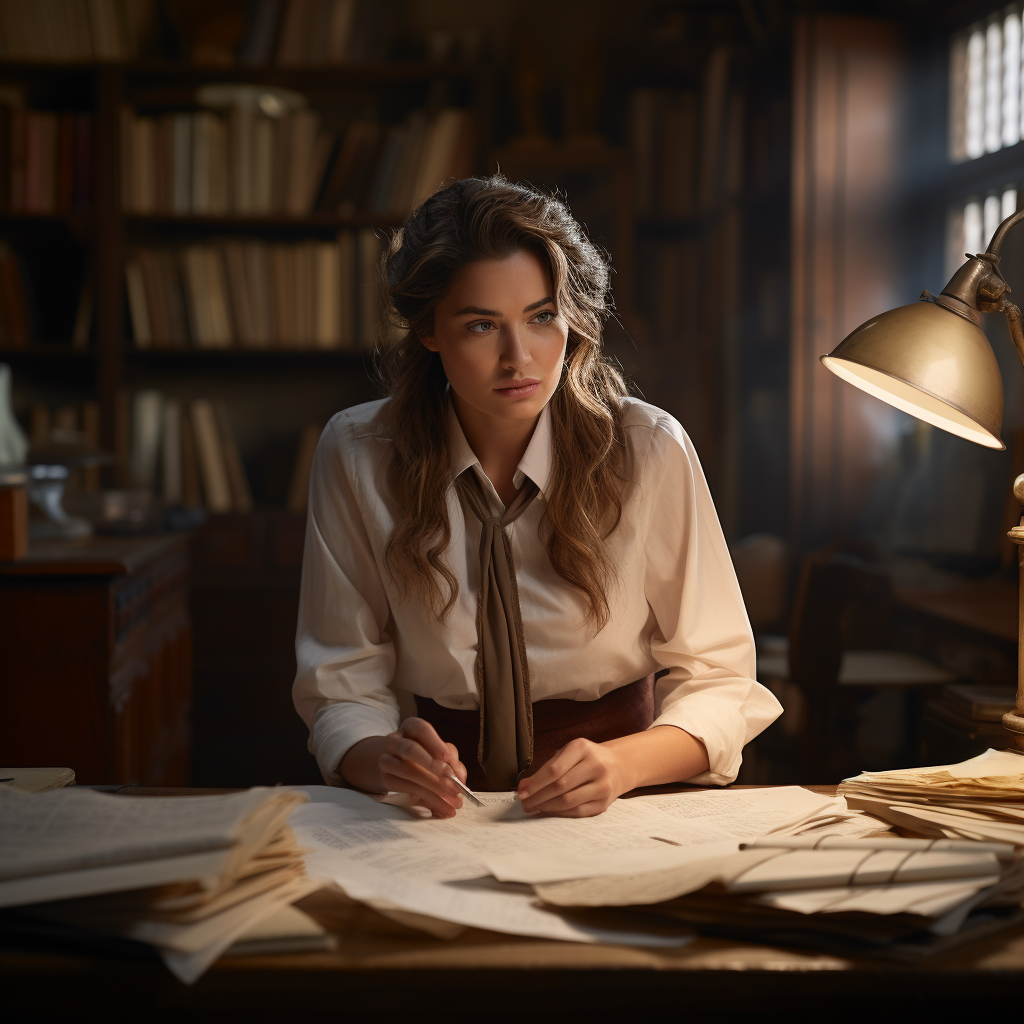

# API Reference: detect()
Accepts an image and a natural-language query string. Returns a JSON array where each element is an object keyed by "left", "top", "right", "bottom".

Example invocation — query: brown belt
[{"left": 415, "top": 673, "right": 658, "bottom": 791}]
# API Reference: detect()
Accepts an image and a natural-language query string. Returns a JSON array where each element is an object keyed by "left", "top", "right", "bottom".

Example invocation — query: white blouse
[{"left": 293, "top": 396, "right": 782, "bottom": 787}]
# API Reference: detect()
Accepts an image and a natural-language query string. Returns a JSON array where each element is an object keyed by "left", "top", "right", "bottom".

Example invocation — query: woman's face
[{"left": 421, "top": 249, "right": 568, "bottom": 427}]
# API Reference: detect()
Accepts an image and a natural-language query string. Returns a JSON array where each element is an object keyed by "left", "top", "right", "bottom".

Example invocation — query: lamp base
[{"left": 1002, "top": 711, "right": 1024, "bottom": 752}]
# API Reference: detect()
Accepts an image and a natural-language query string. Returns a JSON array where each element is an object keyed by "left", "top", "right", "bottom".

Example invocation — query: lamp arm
[
  {"left": 987, "top": 208, "right": 1024, "bottom": 257},
  {"left": 1003, "top": 303, "right": 1024, "bottom": 373}
]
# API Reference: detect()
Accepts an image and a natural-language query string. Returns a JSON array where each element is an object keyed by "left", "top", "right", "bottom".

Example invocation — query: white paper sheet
[
  {"left": 292, "top": 793, "right": 690, "bottom": 946},
  {"left": 0, "top": 786, "right": 277, "bottom": 880}
]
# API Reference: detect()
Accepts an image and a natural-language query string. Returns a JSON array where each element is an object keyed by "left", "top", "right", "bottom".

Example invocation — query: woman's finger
[
  {"left": 381, "top": 771, "right": 463, "bottom": 818},
  {"left": 518, "top": 740, "right": 589, "bottom": 801},
  {"left": 529, "top": 780, "right": 605, "bottom": 815},
  {"left": 380, "top": 753, "right": 462, "bottom": 808},
  {"left": 521, "top": 757, "right": 594, "bottom": 812},
  {"left": 400, "top": 718, "right": 451, "bottom": 762},
  {"left": 445, "top": 743, "right": 468, "bottom": 784}
]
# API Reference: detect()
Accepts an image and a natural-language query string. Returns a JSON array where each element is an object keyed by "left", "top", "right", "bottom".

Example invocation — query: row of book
[
  {"left": 125, "top": 233, "right": 383, "bottom": 350},
  {"left": 245, "top": 0, "right": 396, "bottom": 67},
  {"left": 1, "top": 106, "right": 94, "bottom": 214},
  {"left": 132, "top": 391, "right": 251, "bottom": 514},
  {"left": 0, "top": 0, "right": 152, "bottom": 63},
  {"left": 120, "top": 105, "right": 472, "bottom": 219}
]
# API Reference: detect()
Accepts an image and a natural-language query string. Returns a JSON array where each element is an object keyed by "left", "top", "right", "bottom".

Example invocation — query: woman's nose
[{"left": 500, "top": 325, "right": 530, "bottom": 368}]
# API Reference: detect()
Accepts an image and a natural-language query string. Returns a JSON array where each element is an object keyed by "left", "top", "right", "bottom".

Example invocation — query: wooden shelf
[
  {"left": 0, "top": 346, "right": 94, "bottom": 360},
  {"left": 123, "top": 347, "right": 371, "bottom": 362},
  {"left": 124, "top": 212, "right": 402, "bottom": 233}
]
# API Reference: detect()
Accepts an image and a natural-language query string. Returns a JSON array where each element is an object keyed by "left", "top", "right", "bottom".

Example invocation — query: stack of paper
[
  {"left": 0, "top": 786, "right": 318, "bottom": 983},
  {"left": 487, "top": 835, "right": 1024, "bottom": 960},
  {"left": 838, "top": 748, "right": 1024, "bottom": 845}
]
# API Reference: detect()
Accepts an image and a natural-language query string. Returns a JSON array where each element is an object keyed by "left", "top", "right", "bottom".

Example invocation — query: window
[
  {"left": 946, "top": 185, "right": 1018, "bottom": 280},
  {"left": 950, "top": 5, "right": 1024, "bottom": 162}
]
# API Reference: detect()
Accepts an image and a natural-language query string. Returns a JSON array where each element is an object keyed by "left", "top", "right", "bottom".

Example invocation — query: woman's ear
[{"left": 418, "top": 331, "right": 440, "bottom": 353}]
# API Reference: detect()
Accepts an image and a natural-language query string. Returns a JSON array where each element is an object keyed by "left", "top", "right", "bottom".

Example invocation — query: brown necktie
[{"left": 455, "top": 469, "right": 539, "bottom": 789}]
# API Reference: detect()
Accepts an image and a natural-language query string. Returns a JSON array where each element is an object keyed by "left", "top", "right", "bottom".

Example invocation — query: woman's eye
[
  {"left": 532, "top": 310, "right": 554, "bottom": 324},
  {"left": 468, "top": 321, "right": 495, "bottom": 334}
]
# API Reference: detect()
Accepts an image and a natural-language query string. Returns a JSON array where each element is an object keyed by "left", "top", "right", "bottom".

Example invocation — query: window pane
[
  {"left": 1003, "top": 187, "right": 1018, "bottom": 219},
  {"left": 1004, "top": 13, "right": 1021, "bottom": 146},
  {"left": 985, "top": 193, "right": 1002, "bottom": 246},
  {"left": 965, "top": 199, "right": 983, "bottom": 254},
  {"left": 967, "top": 28, "right": 986, "bottom": 158},
  {"left": 986, "top": 20, "right": 1003, "bottom": 153}
]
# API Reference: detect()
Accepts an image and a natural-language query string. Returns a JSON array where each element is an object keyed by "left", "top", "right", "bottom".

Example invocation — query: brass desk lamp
[{"left": 820, "top": 208, "right": 1024, "bottom": 752}]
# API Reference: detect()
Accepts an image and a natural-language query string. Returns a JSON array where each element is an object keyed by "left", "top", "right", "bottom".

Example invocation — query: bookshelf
[{"left": 1, "top": 54, "right": 486, "bottom": 506}]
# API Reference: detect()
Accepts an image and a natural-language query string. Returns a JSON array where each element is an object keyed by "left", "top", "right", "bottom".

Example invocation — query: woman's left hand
[{"left": 516, "top": 738, "right": 633, "bottom": 817}]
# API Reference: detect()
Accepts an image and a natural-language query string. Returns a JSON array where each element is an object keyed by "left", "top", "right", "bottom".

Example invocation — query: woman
[{"left": 293, "top": 175, "right": 781, "bottom": 818}]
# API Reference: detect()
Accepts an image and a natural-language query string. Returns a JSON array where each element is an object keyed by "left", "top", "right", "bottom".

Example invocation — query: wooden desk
[
  {"left": 0, "top": 535, "right": 192, "bottom": 785},
  {"left": 2, "top": 785, "right": 1023, "bottom": 1018}
]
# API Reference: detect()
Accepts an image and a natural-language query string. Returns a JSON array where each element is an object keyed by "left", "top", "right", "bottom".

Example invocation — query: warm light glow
[{"left": 821, "top": 356, "right": 1005, "bottom": 449}]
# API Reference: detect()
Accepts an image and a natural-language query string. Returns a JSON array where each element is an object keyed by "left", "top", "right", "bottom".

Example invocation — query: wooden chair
[{"left": 787, "top": 545, "right": 957, "bottom": 782}]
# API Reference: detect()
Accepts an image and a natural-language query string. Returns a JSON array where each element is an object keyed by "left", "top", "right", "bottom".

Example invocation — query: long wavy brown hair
[{"left": 377, "top": 175, "right": 630, "bottom": 630}]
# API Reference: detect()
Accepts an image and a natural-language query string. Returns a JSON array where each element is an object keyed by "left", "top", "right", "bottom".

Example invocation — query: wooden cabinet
[
  {"left": 189, "top": 511, "right": 321, "bottom": 787},
  {"left": 0, "top": 534, "right": 191, "bottom": 785}
]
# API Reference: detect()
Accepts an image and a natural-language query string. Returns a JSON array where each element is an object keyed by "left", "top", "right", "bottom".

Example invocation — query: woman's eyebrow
[
  {"left": 455, "top": 305, "right": 500, "bottom": 316},
  {"left": 524, "top": 296, "right": 554, "bottom": 311}
]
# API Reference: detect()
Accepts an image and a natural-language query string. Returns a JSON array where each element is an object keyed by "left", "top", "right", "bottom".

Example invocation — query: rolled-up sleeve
[
  {"left": 292, "top": 417, "right": 400, "bottom": 784},
  {"left": 641, "top": 415, "right": 782, "bottom": 785}
]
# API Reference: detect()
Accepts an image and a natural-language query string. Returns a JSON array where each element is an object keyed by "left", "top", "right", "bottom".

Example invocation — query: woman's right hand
[
  {"left": 379, "top": 718, "right": 467, "bottom": 818},
  {"left": 340, "top": 719, "right": 467, "bottom": 818}
]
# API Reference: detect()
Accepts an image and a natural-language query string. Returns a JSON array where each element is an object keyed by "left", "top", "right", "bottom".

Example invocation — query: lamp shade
[{"left": 820, "top": 301, "right": 1005, "bottom": 449}]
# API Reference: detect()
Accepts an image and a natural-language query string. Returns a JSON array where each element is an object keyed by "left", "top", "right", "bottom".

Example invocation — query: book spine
[
  {"left": 162, "top": 400, "right": 182, "bottom": 503},
  {"left": 190, "top": 399, "right": 233, "bottom": 513},
  {"left": 214, "top": 401, "right": 253, "bottom": 513},
  {"left": 125, "top": 258, "right": 151, "bottom": 347}
]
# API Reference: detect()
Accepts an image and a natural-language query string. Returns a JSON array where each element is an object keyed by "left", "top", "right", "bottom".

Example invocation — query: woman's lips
[{"left": 494, "top": 380, "right": 540, "bottom": 398}]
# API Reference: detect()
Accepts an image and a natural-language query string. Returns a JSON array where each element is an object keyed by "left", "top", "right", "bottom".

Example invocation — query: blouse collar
[{"left": 447, "top": 399, "right": 553, "bottom": 499}]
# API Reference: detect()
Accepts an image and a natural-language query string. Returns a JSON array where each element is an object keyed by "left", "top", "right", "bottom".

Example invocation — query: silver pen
[{"left": 445, "top": 765, "right": 483, "bottom": 807}]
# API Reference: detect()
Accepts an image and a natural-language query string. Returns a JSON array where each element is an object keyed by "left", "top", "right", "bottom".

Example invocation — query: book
[
  {"left": 275, "top": 0, "right": 315, "bottom": 66},
  {"left": 191, "top": 112, "right": 213, "bottom": 214},
  {"left": 179, "top": 409, "right": 202, "bottom": 509},
  {"left": 284, "top": 109, "right": 321, "bottom": 214},
  {"left": 326, "top": 0, "right": 356, "bottom": 63},
  {"left": 214, "top": 402, "right": 253, "bottom": 513},
  {"left": 71, "top": 277, "right": 92, "bottom": 348},
  {"left": 314, "top": 240, "right": 340, "bottom": 347},
  {"left": 286, "top": 422, "right": 322, "bottom": 513},
  {"left": 124, "top": 258, "right": 151, "bottom": 347},
  {"left": 130, "top": 389, "right": 163, "bottom": 488},
  {"left": 171, "top": 113, "right": 191, "bottom": 213},
  {"left": 25, "top": 111, "right": 56, "bottom": 213},
  {"left": 191, "top": 399, "right": 233, "bottom": 513},
  {"left": 205, "top": 247, "right": 234, "bottom": 345},
  {"left": 356, "top": 228, "right": 380, "bottom": 349},
  {"left": 237, "top": 0, "right": 285, "bottom": 66},
  {"left": 207, "top": 114, "right": 229, "bottom": 214},
  {"left": 229, "top": 105, "right": 255, "bottom": 213},
  {"left": 162, "top": 400, "right": 182, "bottom": 503},
  {"left": 252, "top": 115, "right": 274, "bottom": 212},
  {"left": 411, "top": 108, "right": 468, "bottom": 211}
]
